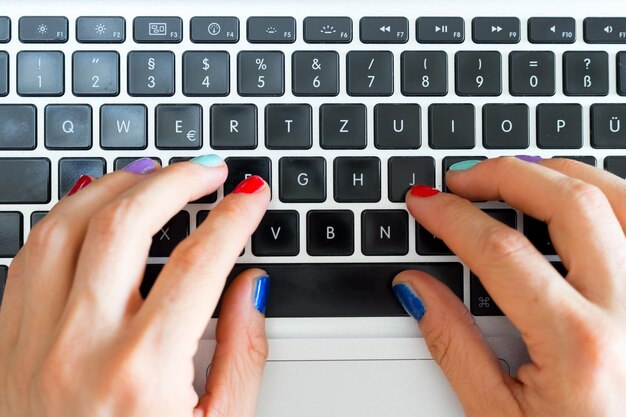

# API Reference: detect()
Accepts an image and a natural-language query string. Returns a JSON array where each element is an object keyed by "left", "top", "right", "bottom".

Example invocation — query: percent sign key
[{"left": 238, "top": 51, "right": 285, "bottom": 96}]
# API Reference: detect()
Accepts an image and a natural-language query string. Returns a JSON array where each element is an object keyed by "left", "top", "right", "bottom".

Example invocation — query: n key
[
  {"left": 361, "top": 210, "right": 408, "bottom": 256},
  {"left": 347, "top": 51, "right": 393, "bottom": 96}
]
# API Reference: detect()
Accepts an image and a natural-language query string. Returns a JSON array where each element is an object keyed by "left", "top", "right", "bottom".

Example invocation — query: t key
[
  {"left": 455, "top": 51, "right": 501, "bottom": 96},
  {"left": 563, "top": 51, "right": 609, "bottom": 96},
  {"left": 347, "top": 51, "right": 393, "bottom": 96}
]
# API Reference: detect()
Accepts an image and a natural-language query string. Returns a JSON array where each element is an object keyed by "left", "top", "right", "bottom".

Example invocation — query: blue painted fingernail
[
  {"left": 191, "top": 154, "right": 225, "bottom": 168},
  {"left": 393, "top": 283, "right": 426, "bottom": 322},
  {"left": 252, "top": 275, "right": 270, "bottom": 314},
  {"left": 515, "top": 155, "right": 542, "bottom": 163},
  {"left": 448, "top": 160, "right": 481, "bottom": 172},
  {"left": 123, "top": 157, "right": 157, "bottom": 174}
]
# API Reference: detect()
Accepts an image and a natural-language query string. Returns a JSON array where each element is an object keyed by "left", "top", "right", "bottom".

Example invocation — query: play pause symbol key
[{"left": 417, "top": 17, "right": 464, "bottom": 43}]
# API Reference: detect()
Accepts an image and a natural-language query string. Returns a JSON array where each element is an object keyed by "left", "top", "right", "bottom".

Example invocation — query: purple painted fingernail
[
  {"left": 515, "top": 155, "right": 543, "bottom": 163},
  {"left": 123, "top": 157, "right": 157, "bottom": 174}
]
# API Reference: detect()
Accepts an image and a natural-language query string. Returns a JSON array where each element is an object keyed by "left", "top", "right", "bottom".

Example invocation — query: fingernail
[
  {"left": 191, "top": 154, "right": 225, "bottom": 167},
  {"left": 233, "top": 175, "right": 266, "bottom": 194},
  {"left": 67, "top": 175, "right": 92, "bottom": 196},
  {"left": 515, "top": 155, "right": 543, "bottom": 163},
  {"left": 123, "top": 157, "right": 157, "bottom": 174},
  {"left": 393, "top": 283, "right": 426, "bottom": 322},
  {"left": 410, "top": 184, "right": 440, "bottom": 198},
  {"left": 252, "top": 275, "right": 270, "bottom": 314},
  {"left": 448, "top": 160, "right": 482, "bottom": 172}
]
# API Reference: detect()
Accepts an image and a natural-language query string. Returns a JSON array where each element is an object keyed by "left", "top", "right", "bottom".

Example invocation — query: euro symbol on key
[{"left": 186, "top": 129, "right": 197, "bottom": 141}]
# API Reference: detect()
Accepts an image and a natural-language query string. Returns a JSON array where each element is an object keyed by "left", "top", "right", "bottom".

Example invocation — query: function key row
[{"left": 2, "top": 16, "right": 626, "bottom": 44}]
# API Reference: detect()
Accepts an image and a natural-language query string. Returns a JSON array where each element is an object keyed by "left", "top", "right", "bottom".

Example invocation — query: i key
[
  {"left": 563, "top": 51, "right": 609, "bottom": 96},
  {"left": 401, "top": 51, "right": 448, "bottom": 96},
  {"left": 455, "top": 51, "right": 501, "bottom": 96},
  {"left": 429, "top": 104, "right": 475, "bottom": 149},
  {"left": 347, "top": 51, "right": 393, "bottom": 96},
  {"left": 509, "top": 51, "right": 555, "bottom": 96}
]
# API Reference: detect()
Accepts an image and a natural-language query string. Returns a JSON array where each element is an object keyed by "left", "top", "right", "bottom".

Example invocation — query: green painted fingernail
[
  {"left": 191, "top": 154, "right": 224, "bottom": 167},
  {"left": 449, "top": 160, "right": 482, "bottom": 172}
]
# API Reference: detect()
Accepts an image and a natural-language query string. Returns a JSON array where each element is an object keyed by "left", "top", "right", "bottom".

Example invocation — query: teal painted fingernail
[
  {"left": 449, "top": 160, "right": 482, "bottom": 172},
  {"left": 191, "top": 154, "right": 224, "bottom": 167},
  {"left": 253, "top": 275, "right": 270, "bottom": 314},
  {"left": 393, "top": 283, "right": 426, "bottom": 322}
]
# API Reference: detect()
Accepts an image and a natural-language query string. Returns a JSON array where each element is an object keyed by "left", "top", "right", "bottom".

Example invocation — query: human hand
[
  {"left": 393, "top": 157, "right": 626, "bottom": 417},
  {"left": 0, "top": 156, "right": 271, "bottom": 417}
]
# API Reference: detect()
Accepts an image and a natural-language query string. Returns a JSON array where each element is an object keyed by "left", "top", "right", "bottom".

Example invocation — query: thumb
[{"left": 392, "top": 270, "right": 522, "bottom": 416}]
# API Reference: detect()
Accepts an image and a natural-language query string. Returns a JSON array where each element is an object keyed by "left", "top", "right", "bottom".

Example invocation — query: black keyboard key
[
  {"left": 197, "top": 210, "right": 210, "bottom": 226},
  {"left": 618, "top": 52, "right": 626, "bottom": 96},
  {"left": 416, "top": 17, "right": 464, "bottom": 43},
  {"left": 210, "top": 104, "right": 257, "bottom": 149},
  {"left": 58, "top": 158, "right": 105, "bottom": 198},
  {"left": 113, "top": 157, "right": 161, "bottom": 171},
  {"left": 362, "top": 210, "right": 408, "bottom": 256},
  {"left": 100, "top": 104, "right": 147, "bottom": 149},
  {"left": 224, "top": 157, "right": 271, "bottom": 195},
  {"left": 31, "top": 211, "right": 48, "bottom": 228},
  {"left": 0, "top": 158, "right": 50, "bottom": 203},
  {"left": 72, "top": 51, "right": 120, "bottom": 96},
  {"left": 528, "top": 17, "right": 576, "bottom": 44},
  {"left": 19, "top": 16, "right": 68, "bottom": 43},
  {"left": 45, "top": 104, "right": 92, "bottom": 150},
  {"left": 584, "top": 18, "right": 626, "bottom": 44},
  {"left": 553, "top": 155, "right": 596, "bottom": 166},
  {"left": 591, "top": 104, "right": 626, "bottom": 149},
  {"left": 265, "top": 104, "right": 312, "bottom": 149},
  {"left": 442, "top": 156, "right": 486, "bottom": 192},
  {"left": 0, "top": 17, "right": 10, "bottom": 43},
  {"left": 374, "top": 104, "right": 421, "bottom": 149},
  {"left": 0, "top": 51, "right": 7, "bottom": 96},
  {"left": 279, "top": 157, "right": 326, "bottom": 203},
  {"left": 524, "top": 215, "right": 555, "bottom": 255},
  {"left": 536, "top": 104, "right": 583, "bottom": 149},
  {"left": 128, "top": 51, "right": 175, "bottom": 96},
  {"left": 360, "top": 17, "right": 408, "bottom": 43},
  {"left": 563, "top": 51, "right": 609, "bottom": 96},
  {"left": 182, "top": 51, "right": 229, "bottom": 96},
  {"left": 190, "top": 17, "right": 239, "bottom": 43},
  {"left": 429, "top": 104, "right": 475, "bottom": 149},
  {"left": 388, "top": 157, "right": 435, "bottom": 203},
  {"left": 133, "top": 17, "right": 182, "bottom": 43},
  {"left": 0, "top": 105, "right": 36, "bottom": 150},
  {"left": 168, "top": 157, "right": 215, "bottom": 203},
  {"left": 307, "top": 210, "right": 354, "bottom": 256},
  {"left": 605, "top": 156, "right": 626, "bottom": 179},
  {"left": 509, "top": 51, "right": 555, "bottom": 96},
  {"left": 252, "top": 210, "right": 299, "bottom": 256},
  {"left": 0, "top": 212, "right": 23, "bottom": 257},
  {"left": 334, "top": 157, "right": 381, "bottom": 203},
  {"left": 247, "top": 17, "right": 296, "bottom": 43},
  {"left": 347, "top": 51, "right": 393, "bottom": 96},
  {"left": 150, "top": 211, "right": 189, "bottom": 257},
  {"left": 76, "top": 17, "right": 125, "bottom": 43},
  {"left": 0, "top": 265, "right": 7, "bottom": 305},
  {"left": 155, "top": 104, "right": 202, "bottom": 149},
  {"left": 470, "top": 274, "right": 503, "bottom": 316},
  {"left": 401, "top": 51, "right": 447, "bottom": 96},
  {"left": 17, "top": 51, "right": 64, "bottom": 96},
  {"left": 238, "top": 51, "right": 284, "bottom": 96},
  {"left": 319, "top": 104, "right": 366, "bottom": 149},
  {"left": 292, "top": 51, "right": 339, "bottom": 96},
  {"left": 455, "top": 51, "right": 501, "bottom": 96},
  {"left": 483, "top": 103, "right": 529, "bottom": 149},
  {"left": 472, "top": 17, "right": 520, "bottom": 44},
  {"left": 303, "top": 16, "right": 352, "bottom": 43}
]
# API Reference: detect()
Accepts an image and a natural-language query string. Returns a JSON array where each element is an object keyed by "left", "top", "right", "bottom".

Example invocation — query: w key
[{"left": 347, "top": 51, "right": 393, "bottom": 96}]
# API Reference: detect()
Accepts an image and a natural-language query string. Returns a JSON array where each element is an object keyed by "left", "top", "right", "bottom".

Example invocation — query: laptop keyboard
[{"left": 1, "top": 3, "right": 625, "bottom": 317}]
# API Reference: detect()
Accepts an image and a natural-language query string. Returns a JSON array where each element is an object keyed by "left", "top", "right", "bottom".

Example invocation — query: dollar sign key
[{"left": 202, "top": 58, "right": 210, "bottom": 70}]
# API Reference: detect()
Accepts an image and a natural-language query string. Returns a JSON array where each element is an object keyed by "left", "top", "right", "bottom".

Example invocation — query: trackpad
[{"left": 256, "top": 359, "right": 464, "bottom": 417}]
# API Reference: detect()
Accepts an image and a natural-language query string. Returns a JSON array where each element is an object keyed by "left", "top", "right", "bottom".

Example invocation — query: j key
[
  {"left": 169, "top": 157, "right": 215, "bottom": 203},
  {"left": 374, "top": 104, "right": 421, "bottom": 149},
  {"left": 455, "top": 51, "right": 501, "bottom": 96},
  {"left": 470, "top": 275, "right": 502, "bottom": 316},
  {"left": 591, "top": 104, "right": 626, "bottom": 148},
  {"left": 252, "top": 210, "right": 299, "bottom": 256},
  {"left": 401, "top": 51, "right": 448, "bottom": 96},
  {"left": 334, "top": 157, "right": 381, "bottom": 203},
  {"left": 238, "top": 51, "right": 284, "bottom": 96},
  {"left": 528, "top": 17, "right": 576, "bottom": 44},
  {"left": 19, "top": 16, "right": 68, "bottom": 43},
  {"left": 0, "top": 212, "right": 23, "bottom": 257},
  {"left": 429, "top": 104, "right": 475, "bottom": 149},
  {"left": 388, "top": 156, "right": 435, "bottom": 202},
  {"left": 303, "top": 17, "right": 352, "bottom": 43},
  {"left": 319, "top": 104, "right": 367, "bottom": 149},
  {"left": 190, "top": 17, "right": 239, "bottom": 43},
  {"left": 292, "top": 51, "right": 339, "bottom": 96},
  {"left": 563, "top": 51, "right": 609, "bottom": 96},
  {"left": 483, "top": 104, "right": 529, "bottom": 149},
  {"left": 31, "top": 211, "right": 48, "bottom": 228},
  {"left": 307, "top": 211, "right": 354, "bottom": 256},
  {"left": 473, "top": 17, "right": 520, "bottom": 44},
  {"left": 100, "top": 105, "right": 147, "bottom": 149},
  {"left": 224, "top": 157, "right": 271, "bottom": 195},
  {"left": 0, "top": 52, "right": 7, "bottom": 96},
  {"left": 360, "top": 17, "right": 408, "bottom": 43},
  {"left": 114, "top": 157, "right": 161, "bottom": 171},
  {"left": 361, "top": 210, "right": 408, "bottom": 256},
  {"left": 45, "top": 104, "right": 92, "bottom": 149},
  {"left": 605, "top": 156, "right": 626, "bottom": 179},
  {"left": 155, "top": 104, "right": 202, "bottom": 149},
  {"left": 553, "top": 155, "right": 596, "bottom": 166},
  {"left": 0, "top": 105, "right": 36, "bottom": 150},
  {"left": 265, "top": 104, "right": 312, "bottom": 149},
  {"left": 0, "top": 17, "right": 10, "bottom": 43},
  {"left": 182, "top": 51, "right": 229, "bottom": 96},
  {"left": 58, "top": 158, "right": 105, "bottom": 198},
  {"left": 618, "top": 52, "right": 626, "bottom": 96},
  {"left": 133, "top": 17, "right": 182, "bottom": 43},
  {"left": 279, "top": 157, "right": 326, "bottom": 203},
  {"left": 76, "top": 17, "right": 125, "bottom": 43},
  {"left": 442, "top": 156, "right": 486, "bottom": 192},
  {"left": 524, "top": 215, "right": 555, "bottom": 255},
  {"left": 347, "top": 51, "right": 393, "bottom": 96},
  {"left": 536, "top": 104, "right": 583, "bottom": 149},
  {"left": 0, "top": 158, "right": 50, "bottom": 203},
  {"left": 509, "top": 51, "right": 555, "bottom": 96},
  {"left": 0, "top": 265, "right": 7, "bottom": 304},
  {"left": 584, "top": 18, "right": 626, "bottom": 44},
  {"left": 17, "top": 51, "right": 64, "bottom": 96},
  {"left": 247, "top": 17, "right": 296, "bottom": 43},
  {"left": 416, "top": 17, "right": 464, "bottom": 43},
  {"left": 210, "top": 104, "right": 257, "bottom": 149},
  {"left": 150, "top": 211, "right": 189, "bottom": 257},
  {"left": 128, "top": 51, "right": 175, "bottom": 96},
  {"left": 72, "top": 51, "right": 120, "bottom": 96}
]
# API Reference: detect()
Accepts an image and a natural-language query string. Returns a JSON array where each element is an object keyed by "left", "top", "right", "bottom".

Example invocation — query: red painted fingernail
[
  {"left": 410, "top": 184, "right": 440, "bottom": 198},
  {"left": 233, "top": 175, "right": 266, "bottom": 194},
  {"left": 67, "top": 175, "right": 92, "bottom": 196}
]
